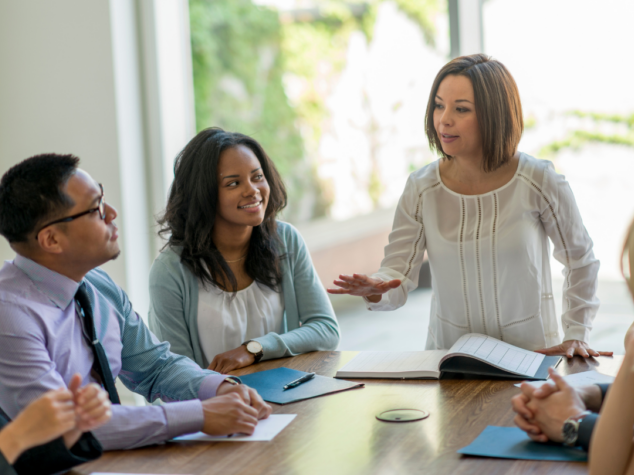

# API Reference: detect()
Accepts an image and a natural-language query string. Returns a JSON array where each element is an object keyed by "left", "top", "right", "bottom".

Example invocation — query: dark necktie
[{"left": 75, "top": 284, "right": 120, "bottom": 404}]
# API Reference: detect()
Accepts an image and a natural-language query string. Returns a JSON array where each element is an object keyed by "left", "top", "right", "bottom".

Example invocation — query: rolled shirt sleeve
[
  {"left": 539, "top": 163, "right": 600, "bottom": 343},
  {"left": 366, "top": 173, "right": 428, "bottom": 312}
]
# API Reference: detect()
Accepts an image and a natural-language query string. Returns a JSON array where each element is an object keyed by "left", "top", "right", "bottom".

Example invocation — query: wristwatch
[
  {"left": 223, "top": 376, "right": 242, "bottom": 386},
  {"left": 562, "top": 410, "right": 591, "bottom": 446},
  {"left": 243, "top": 340, "right": 264, "bottom": 363}
]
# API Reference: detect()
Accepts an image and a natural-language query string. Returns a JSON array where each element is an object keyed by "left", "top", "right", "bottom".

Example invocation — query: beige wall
[
  {"left": 0, "top": 0, "right": 127, "bottom": 285},
  {"left": 0, "top": 0, "right": 195, "bottom": 321}
]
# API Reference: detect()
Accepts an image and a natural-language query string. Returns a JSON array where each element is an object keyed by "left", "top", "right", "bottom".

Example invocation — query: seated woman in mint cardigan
[{"left": 148, "top": 127, "right": 340, "bottom": 373}]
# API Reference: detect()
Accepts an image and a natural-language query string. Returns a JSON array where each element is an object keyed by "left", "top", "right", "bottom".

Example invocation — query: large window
[{"left": 188, "top": 0, "right": 634, "bottom": 352}]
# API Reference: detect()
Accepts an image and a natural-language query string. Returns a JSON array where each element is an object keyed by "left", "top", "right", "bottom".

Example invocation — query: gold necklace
[{"left": 224, "top": 254, "right": 247, "bottom": 263}]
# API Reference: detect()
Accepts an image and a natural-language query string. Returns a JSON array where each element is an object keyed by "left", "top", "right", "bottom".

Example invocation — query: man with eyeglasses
[{"left": 0, "top": 154, "right": 271, "bottom": 450}]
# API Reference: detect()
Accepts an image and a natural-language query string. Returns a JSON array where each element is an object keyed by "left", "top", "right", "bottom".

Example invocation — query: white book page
[
  {"left": 337, "top": 350, "right": 448, "bottom": 374},
  {"left": 446, "top": 334, "right": 545, "bottom": 377},
  {"left": 171, "top": 414, "right": 296, "bottom": 442},
  {"left": 514, "top": 370, "right": 615, "bottom": 388}
]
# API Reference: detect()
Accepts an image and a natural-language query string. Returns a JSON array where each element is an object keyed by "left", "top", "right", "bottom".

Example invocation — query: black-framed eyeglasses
[{"left": 35, "top": 184, "right": 106, "bottom": 239}]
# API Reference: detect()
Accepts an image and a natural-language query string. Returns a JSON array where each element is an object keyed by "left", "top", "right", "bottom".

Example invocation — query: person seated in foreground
[
  {"left": 0, "top": 373, "right": 110, "bottom": 475},
  {"left": 512, "top": 220, "right": 634, "bottom": 456},
  {"left": 0, "top": 154, "right": 271, "bottom": 451},
  {"left": 148, "top": 128, "right": 340, "bottom": 373},
  {"left": 588, "top": 329, "right": 634, "bottom": 475},
  {"left": 511, "top": 366, "right": 608, "bottom": 451}
]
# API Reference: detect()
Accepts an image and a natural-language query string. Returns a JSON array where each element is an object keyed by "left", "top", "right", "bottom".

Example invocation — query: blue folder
[
  {"left": 457, "top": 426, "right": 587, "bottom": 462},
  {"left": 239, "top": 367, "right": 364, "bottom": 405}
]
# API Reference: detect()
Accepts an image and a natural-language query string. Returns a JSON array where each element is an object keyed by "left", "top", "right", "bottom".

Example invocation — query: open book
[{"left": 335, "top": 333, "right": 561, "bottom": 380}]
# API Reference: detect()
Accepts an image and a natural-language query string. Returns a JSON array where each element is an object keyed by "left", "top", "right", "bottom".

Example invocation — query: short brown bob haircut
[{"left": 425, "top": 54, "right": 523, "bottom": 172}]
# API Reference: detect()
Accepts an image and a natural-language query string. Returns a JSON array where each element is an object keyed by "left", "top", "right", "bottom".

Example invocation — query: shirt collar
[{"left": 13, "top": 255, "right": 81, "bottom": 309}]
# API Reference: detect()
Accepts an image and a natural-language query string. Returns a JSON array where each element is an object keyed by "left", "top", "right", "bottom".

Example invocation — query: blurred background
[{"left": 1, "top": 0, "right": 633, "bottom": 382}]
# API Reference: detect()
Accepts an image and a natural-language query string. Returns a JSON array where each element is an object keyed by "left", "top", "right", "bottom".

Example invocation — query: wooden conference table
[{"left": 73, "top": 352, "right": 622, "bottom": 475}]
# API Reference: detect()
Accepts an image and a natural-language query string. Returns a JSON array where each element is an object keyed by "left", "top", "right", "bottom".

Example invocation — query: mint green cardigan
[{"left": 148, "top": 221, "right": 340, "bottom": 368}]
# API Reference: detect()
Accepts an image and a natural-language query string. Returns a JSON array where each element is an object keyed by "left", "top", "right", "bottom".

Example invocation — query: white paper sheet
[
  {"left": 448, "top": 334, "right": 545, "bottom": 377},
  {"left": 513, "top": 370, "right": 615, "bottom": 388},
  {"left": 171, "top": 414, "right": 296, "bottom": 442}
]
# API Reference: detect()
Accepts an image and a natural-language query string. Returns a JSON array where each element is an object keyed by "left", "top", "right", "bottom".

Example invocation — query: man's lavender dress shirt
[{"left": 0, "top": 255, "right": 228, "bottom": 450}]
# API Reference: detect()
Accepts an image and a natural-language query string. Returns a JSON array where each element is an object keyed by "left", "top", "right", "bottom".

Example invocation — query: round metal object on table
[{"left": 376, "top": 409, "right": 430, "bottom": 422}]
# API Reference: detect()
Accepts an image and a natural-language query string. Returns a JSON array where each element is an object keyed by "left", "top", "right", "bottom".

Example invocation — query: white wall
[
  {"left": 0, "top": 0, "right": 195, "bottom": 317},
  {"left": 0, "top": 0, "right": 128, "bottom": 286}
]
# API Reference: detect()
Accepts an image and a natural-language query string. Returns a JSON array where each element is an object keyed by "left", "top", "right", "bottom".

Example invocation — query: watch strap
[
  {"left": 223, "top": 376, "right": 242, "bottom": 386},
  {"left": 576, "top": 412, "right": 599, "bottom": 451}
]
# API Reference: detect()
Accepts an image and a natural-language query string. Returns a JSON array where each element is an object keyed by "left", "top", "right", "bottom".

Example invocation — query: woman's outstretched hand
[
  {"left": 535, "top": 340, "right": 613, "bottom": 358},
  {"left": 327, "top": 273, "right": 401, "bottom": 303}
]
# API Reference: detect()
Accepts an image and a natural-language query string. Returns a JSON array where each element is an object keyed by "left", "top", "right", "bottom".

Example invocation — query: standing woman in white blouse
[
  {"left": 149, "top": 128, "right": 340, "bottom": 373},
  {"left": 329, "top": 54, "right": 611, "bottom": 358}
]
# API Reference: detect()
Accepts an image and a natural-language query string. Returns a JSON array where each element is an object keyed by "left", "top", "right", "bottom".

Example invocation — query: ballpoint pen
[{"left": 283, "top": 372, "right": 315, "bottom": 390}]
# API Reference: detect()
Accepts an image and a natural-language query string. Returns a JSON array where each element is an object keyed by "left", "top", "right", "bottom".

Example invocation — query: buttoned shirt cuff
[
  {"left": 596, "top": 383, "right": 611, "bottom": 401},
  {"left": 164, "top": 400, "right": 205, "bottom": 440},
  {"left": 198, "top": 374, "right": 234, "bottom": 400},
  {"left": 364, "top": 295, "right": 393, "bottom": 311},
  {"left": 562, "top": 325, "right": 590, "bottom": 344}
]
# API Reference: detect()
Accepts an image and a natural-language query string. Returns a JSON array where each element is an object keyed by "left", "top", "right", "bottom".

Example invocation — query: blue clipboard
[
  {"left": 239, "top": 367, "right": 364, "bottom": 405},
  {"left": 458, "top": 426, "right": 587, "bottom": 462}
]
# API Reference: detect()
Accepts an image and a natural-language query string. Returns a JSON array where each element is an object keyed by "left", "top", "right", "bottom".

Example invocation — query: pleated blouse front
[{"left": 368, "top": 153, "right": 600, "bottom": 351}]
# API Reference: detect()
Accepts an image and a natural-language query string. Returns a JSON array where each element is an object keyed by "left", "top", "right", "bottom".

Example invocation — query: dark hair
[
  {"left": 425, "top": 54, "right": 523, "bottom": 172},
  {"left": 158, "top": 127, "right": 287, "bottom": 292},
  {"left": 0, "top": 154, "right": 79, "bottom": 242}
]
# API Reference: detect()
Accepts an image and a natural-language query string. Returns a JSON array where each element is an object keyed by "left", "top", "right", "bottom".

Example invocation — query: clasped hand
[
  {"left": 202, "top": 381, "right": 272, "bottom": 436},
  {"left": 511, "top": 367, "right": 588, "bottom": 443},
  {"left": 204, "top": 346, "right": 272, "bottom": 436},
  {"left": 0, "top": 373, "right": 112, "bottom": 464}
]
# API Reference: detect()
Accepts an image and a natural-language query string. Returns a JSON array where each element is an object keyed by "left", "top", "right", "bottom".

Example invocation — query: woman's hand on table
[
  {"left": 535, "top": 340, "right": 613, "bottom": 358},
  {"left": 327, "top": 274, "right": 401, "bottom": 303},
  {"left": 208, "top": 346, "right": 256, "bottom": 374}
]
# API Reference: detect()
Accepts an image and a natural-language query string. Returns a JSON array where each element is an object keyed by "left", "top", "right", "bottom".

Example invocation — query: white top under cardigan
[
  {"left": 368, "top": 153, "right": 599, "bottom": 351},
  {"left": 197, "top": 280, "right": 284, "bottom": 362}
]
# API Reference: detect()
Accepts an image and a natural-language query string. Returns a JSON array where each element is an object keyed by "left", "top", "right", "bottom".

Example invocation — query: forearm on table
[
  {"left": 579, "top": 384, "right": 604, "bottom": 412},
  {"left": 255, "top": 322, "right": 339, "bottom": 360},
  {"left": 589, "top": 352, "right": 634, "bottom": 474},
  {"left": 91, "top": 400, "right": 203, "bottom": 450},
  {"left": 11, "top": 433, "right": 102, "bottom": 475}
]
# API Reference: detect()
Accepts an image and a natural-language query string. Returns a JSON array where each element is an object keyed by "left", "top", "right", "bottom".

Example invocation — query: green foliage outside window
[
  {"left": 540, "top": 111, "right": 634, "bottom": 157},
  {"left": 189, "top": 0, "right": 441, "bottom": 221}
]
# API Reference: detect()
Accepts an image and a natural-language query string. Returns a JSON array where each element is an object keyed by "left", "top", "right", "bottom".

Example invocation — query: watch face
[
  {"left": 247, "top": 341, "right": 263, "bottom": 354},
  {"left": 562, "top": 421, "right": 578, "bottom": 445}
]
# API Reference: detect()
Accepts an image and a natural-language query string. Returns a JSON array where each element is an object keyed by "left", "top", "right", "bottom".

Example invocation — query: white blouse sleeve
[
  {"left": 540, "top": 162, "right": 600, "bottom": 343},
  {"left": 367, "top": 173, "right": 428, "bottom": 311}
]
